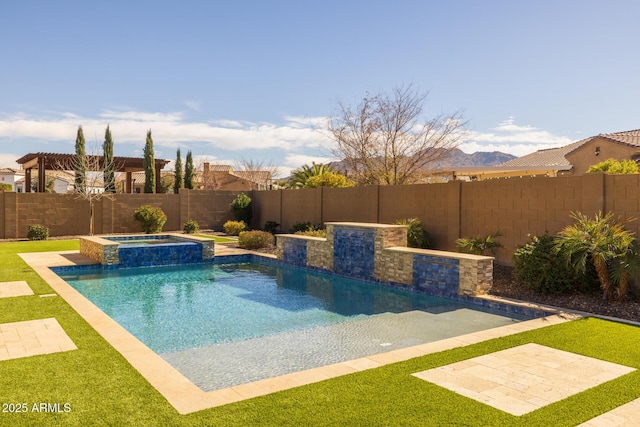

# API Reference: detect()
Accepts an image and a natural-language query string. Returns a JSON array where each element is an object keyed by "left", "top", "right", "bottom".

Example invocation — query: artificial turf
[{"left": 0, "top": 240, "right": 639, "bottom": 426}]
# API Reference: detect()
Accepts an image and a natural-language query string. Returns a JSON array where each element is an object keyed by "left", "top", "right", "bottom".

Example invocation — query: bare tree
[
  {"left": 233, "top": 158, "right": 281, "bottom": 190},
  {"left": 327, "top": 84, "right": 467, "bottom": 185},
  {"left": 55, "top": 139, "right": 121, "bottom": 235}
]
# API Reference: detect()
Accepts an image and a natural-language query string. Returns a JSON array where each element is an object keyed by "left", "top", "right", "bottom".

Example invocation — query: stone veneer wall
[
  {"left": 276, "top": 222, "right": 493, "bottom": 297},
  {"left": 79, "top": 236, "right": 119, "bottom": 265},
  {"left": 79, "top": 233, "right": 215, "bottom": 266}
]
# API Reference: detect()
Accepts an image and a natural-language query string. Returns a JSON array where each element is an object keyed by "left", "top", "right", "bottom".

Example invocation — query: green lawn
[{"left": 1, "top": 240, "right": 639, "bottom": 426}]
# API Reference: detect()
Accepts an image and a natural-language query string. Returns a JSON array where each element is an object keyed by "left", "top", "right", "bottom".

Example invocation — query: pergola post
[
  {"left": 25, "top": 168, "right": 32, "bottom": 192},
  {"left": 38, "top": 156, "right": 46, "bottom": 192},
  {"left": 155, "top": 165, "right": 162, "bottom": 193}
]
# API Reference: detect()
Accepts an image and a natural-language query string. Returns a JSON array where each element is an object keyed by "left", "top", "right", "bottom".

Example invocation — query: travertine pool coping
[{"left": 21, "top": 248, "right": 584, "bottom": 415}]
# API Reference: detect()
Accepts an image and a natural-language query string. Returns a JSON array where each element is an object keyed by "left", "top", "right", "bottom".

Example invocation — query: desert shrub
[
  {"left": 183, "top": 219, "right": 199, "bottom": 234},
  {"left": 238, "top": 230, "right": 274, "bottom": 250},
  {"left": 223, "top": 220, "right": 247, "bottom": 236},
  {"left": 133, "top": 205, "right": 167, "bottom": 234},
  {"left": 27, "top": 224, "right": 49, "bottom": 241},
  {"left": 231, "top": 193, "right": 252, "bottom": 224},
  {"left": 263, "top": 221, "right": 280, "bottom": 234},
  {"left": 456, "top": 231, "right": 503, "bottom": 256},
  {"left": 395, "top": 218, "right": 431, "bottom": 249},
  {"left": 514, "top": 234, "right": 585, "bottom": 294},
  {"left": 289, "top": 222, "right": 323, "bottom": 234},
  {"left": 295, "top": 229, "right": 327, "bottom": 238}
]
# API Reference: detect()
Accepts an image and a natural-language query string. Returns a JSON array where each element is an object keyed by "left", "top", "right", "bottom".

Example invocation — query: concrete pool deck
[{"left": 9, "top": 246, "right": 640, "bottom": 423}]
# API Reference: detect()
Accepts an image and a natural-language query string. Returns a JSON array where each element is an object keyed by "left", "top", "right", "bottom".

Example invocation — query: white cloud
[
  {"left": 462, "top": 117, "right": 574, "bottom": 156},
  {"left": 0, "top": 110, "right": 328, "bottom": 153},
  {"left": 0, "top": 153, "right": 20, "bottom": 169}
]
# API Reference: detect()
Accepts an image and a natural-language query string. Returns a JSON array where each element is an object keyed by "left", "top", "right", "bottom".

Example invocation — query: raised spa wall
[
  {"left": 276, "top": 222, "right": 493, "bottom": 297},
  {"left": 79, "top": 233, "right": 215, "bottom": 267}
]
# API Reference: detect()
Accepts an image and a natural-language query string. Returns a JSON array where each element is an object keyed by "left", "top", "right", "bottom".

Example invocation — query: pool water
[{"left": 58, "top": 259, "right": 531, "bottom": 391}]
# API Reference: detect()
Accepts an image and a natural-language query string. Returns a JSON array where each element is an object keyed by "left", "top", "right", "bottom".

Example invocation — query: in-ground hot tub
[{"left": 79, "top": 233, "right": 215, "bottom": 267}]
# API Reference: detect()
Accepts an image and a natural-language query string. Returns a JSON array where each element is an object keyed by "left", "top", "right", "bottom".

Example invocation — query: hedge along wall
[
  {"left": 0, "top": 189, "right": 241, "bottom": 239},
  {"left": 252, "top": 173, "right": 637, "bottom": 265}
]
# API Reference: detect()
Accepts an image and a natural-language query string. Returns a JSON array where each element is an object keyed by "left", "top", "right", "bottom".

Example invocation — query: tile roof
[
  {"left": 597, "top": 129, "right": 640, "bottom": 147},
  {"left": 499, "top": 129, "right": 640, "bottom": 168},
  {"left": 499, "top": 138, "right": 589, "bottom": 167}
]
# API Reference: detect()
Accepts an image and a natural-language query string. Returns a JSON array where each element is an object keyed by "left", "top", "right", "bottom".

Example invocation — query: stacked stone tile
[{"left": 276, "top": 222, "right": 493, "bottom": 297}]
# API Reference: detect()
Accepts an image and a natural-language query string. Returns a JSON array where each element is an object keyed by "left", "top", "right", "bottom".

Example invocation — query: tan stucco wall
[{"left": 566, "top": 137, "right": 640, "bottom": 175}]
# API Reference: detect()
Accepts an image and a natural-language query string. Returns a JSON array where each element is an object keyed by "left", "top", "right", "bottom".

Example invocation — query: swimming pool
[{"left": 55, "top": 257, "right": 535, "bottom": 391}]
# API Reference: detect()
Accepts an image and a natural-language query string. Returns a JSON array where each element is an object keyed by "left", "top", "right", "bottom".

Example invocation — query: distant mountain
[
  {"left": 425, "top": 148, "right": 516, "bottom": 169},
  {"left": 328, "top": 149, "right": 517, "bottom": 177}
]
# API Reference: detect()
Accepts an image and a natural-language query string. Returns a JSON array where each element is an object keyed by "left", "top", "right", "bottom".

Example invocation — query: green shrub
[
  {"left": 0, "top": 183, "right": 12, "bottom": 191},
  {"left": 587, "top": 158, "right": 639, "bottom": 174},
  {"left": 456, "top": 231, "right": 503, "bottom": 256},
  {"left": 231, "top": 193, "right": 252, "bottom": 224},
  {"left": 183, "top": 220, "right": 199, "bottom": 234},
  {"left": 263, "top": 221, "right": 280, "bottom": 234},
  {"left": 395, "top": 218, "right": 431, "bottom": 249},
  {"left": 289, "top": 222, "right": 323, "bottom": 234},
  {"left": 27, "top": 224, "right": 49, "bottom": 241},
  {"left": 294, "top": 229, "right": 327, "bottom": 238},
  {"left": 223, "top": 220, "right": 247, "bottom": 236},
  {"left": 133, "top": 205, "right": 167, "bottom": 234},
  {"left": 238, "top": 230, "right": 274, "bottom": 250},
  {"left": 514, "top": 234, "right": 583, "bottom": 294}
]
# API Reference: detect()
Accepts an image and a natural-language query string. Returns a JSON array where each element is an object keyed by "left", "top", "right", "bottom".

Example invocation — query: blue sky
[{"left": 1, "top": 1, "right": 639, "bottom": 175}]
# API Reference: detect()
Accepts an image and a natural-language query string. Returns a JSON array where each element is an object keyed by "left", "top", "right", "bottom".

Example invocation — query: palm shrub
[
  {"left": 554, "top": 211, "right": 638, "bottom": 301},
  {"left": 223, "top": 220, "right": 247, "bottom": 236},
  {"left": 456, "top": 231, "right": 502, "bottom": 256},
  {"left": 263, "top": 221, "right": 280, "bottom": 234},
  {"left": 231, "top": 193, "right": 252, "bottom": 224},
  {"left": 238, "top": 230, "right": 274, "bottom": 250},
  {"left": 395, "top": 218, "right": 431, "bottom": 249},
  {"left": 133, "top": 205, "right": 167, "bottom": 234}
]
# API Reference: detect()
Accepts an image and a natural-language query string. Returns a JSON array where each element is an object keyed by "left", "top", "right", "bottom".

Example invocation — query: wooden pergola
[{"left": 15, "top": 152, "right": 170, "bottom": 193}]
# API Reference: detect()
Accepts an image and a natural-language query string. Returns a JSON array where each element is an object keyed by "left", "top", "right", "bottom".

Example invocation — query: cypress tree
[
  {"left": 103, "top": 125, "right": 116, "bottom": 193},
  {"left": 174, "top": 148, "right": 183, "bottom": 194},
  {"left": 143, "top": 130, "right": 155, "bottom": 193},
  {"left": 75, "top": 126, "right": 87, "bottom": 193},
  {"left": 184, "top": 150, "right": 195, "bottom": 190}
]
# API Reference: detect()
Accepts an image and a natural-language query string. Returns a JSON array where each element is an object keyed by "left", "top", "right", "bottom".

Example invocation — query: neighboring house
[
  {"left": 115, "top": 171, "right": 174, "bottom": 193},
  {"left": 438, "top": 129, "right": 640, "bottom": 181},
  {"left": 0, "top": 168, "right": 26, "bottom": 192},
  {"left": 201, "top": 163, "right": 272, "bottom": 191}
]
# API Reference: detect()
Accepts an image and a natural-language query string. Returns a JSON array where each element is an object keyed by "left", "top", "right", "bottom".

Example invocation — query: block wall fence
[
  {"left": 1, "top": 173, "right": 638, "bottom": 265},
  {"left": 0, "top": 189, "right": 240, "bottom": 240},
  {"left": 253, "top": 173, "right": 639, "bottom": 265}
]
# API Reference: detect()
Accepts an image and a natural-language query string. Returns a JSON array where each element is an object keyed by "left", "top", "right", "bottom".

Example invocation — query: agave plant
[
  {"left": 455, "top": 231, "right": 503, "bottom": 256},
  {"left": 554, "top": 211, "right": 637, "bottom": 301}
]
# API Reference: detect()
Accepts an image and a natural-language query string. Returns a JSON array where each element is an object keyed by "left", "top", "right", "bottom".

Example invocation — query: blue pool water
[{"left": 56, "top": 258, "right": 536, "bottom": 391}]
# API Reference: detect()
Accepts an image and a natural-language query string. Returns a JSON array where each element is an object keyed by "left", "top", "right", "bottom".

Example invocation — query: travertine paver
[
  {"left": 0, "top": 318, "right": 77, "bottom": 361},
  {"left": 577, "top": 398, "right": 640, "bottom": 426},
  {"left": 0, "top": 281, "right": 33, "bottom": 298},
  {"left": 412, "top": 343, "right": 636, "bottom": 416}
]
